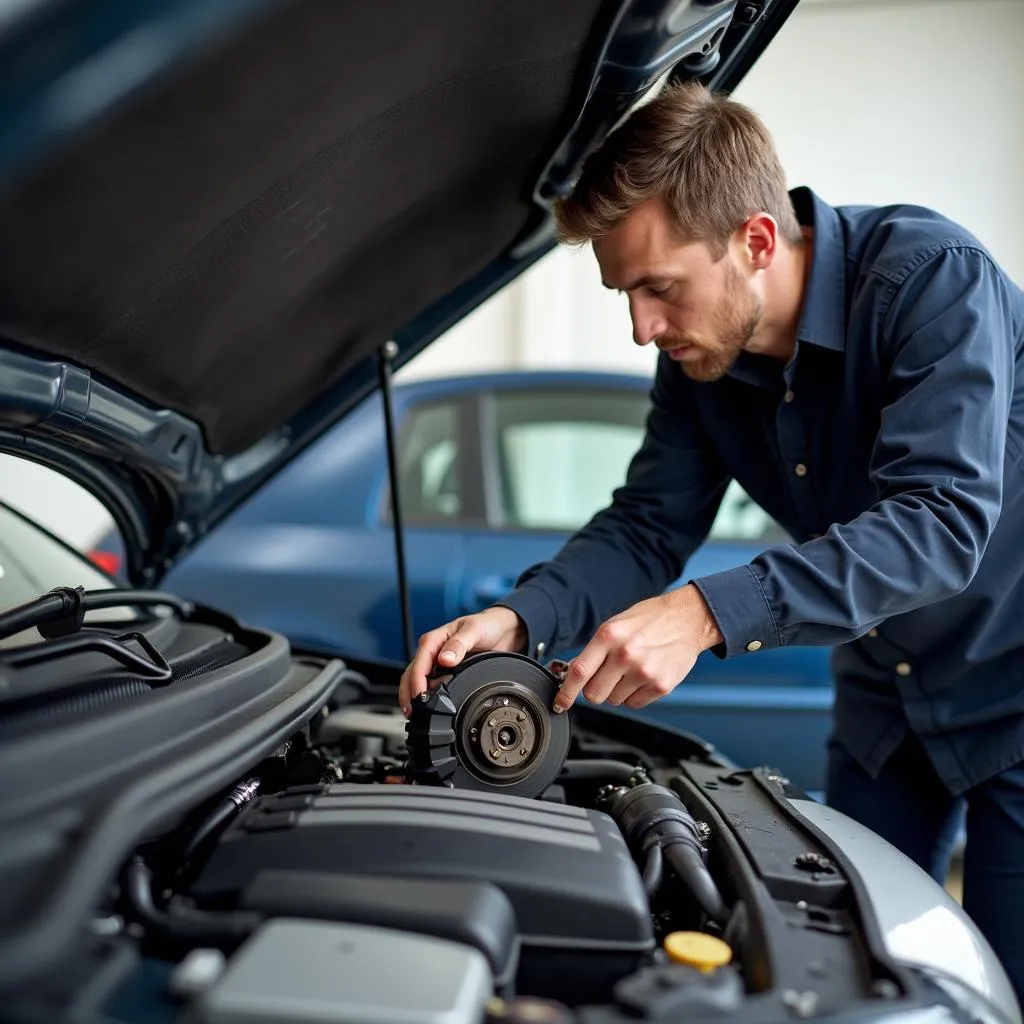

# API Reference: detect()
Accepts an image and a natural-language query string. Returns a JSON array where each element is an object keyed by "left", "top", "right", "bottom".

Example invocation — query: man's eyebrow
[{"left": 601, "top": 274, "right": 665, "bottom": 292}]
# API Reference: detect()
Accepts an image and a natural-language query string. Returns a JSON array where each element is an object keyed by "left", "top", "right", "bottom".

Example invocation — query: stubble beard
[{"left": 673, "top": 267, "right": 763, "bottom": 383}]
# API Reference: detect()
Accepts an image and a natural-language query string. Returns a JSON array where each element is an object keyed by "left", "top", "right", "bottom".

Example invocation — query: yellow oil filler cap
[{"left": 663, "top": 931, "right": 733, "bottom": 972}]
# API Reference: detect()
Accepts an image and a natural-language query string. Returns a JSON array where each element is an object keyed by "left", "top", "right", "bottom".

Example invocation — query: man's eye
[{"left": 647, "top": 283, "right": 671, "bottom": 296}]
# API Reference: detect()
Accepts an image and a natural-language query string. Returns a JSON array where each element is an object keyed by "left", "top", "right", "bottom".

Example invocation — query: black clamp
[{"left": 38, "top": 586, "right": 87, "bottom": 640}]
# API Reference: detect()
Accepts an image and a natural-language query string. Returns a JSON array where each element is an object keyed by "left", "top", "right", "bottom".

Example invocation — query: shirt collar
[
  {"left": 724, "top": 187, "right": 846, "bottom": 390},
  {"left": 790, "top": 185, "right": 847, "bottom": 353}
]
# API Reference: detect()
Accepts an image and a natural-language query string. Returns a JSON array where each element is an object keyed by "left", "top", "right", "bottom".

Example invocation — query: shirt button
[
  {"left": 535, "top": 642, "right": 546, "bottom": 658},
  {"left": 784, "top": 390, "right": 795, "bottom": 403},
  {"left": 794, "top": 463, "right": 808, "bottom": 478},
  {"left": 895, "top": 662, "right": 912, "bottom": 677},
  {"left": 746, "top": 640, "right": 763, "bottom": 652},
  {"left": 867, "top": 628, "right": 879, "bottom": 638}
]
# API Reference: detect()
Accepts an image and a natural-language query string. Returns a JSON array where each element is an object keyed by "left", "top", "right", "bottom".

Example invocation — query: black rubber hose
[
  {"left": 664, "top": 843, "right": 729, "bottom": 925},
  {"left": 125, "top": 858, "right": 260, "bottom": 941},
  {"left": 0, "top": 592, "right": 70, "bottom": 643},
  {"left": 641, "top": 843, "right": 663, "bottom": 897},
  {"left": 124, "top": 857, "right": 170, "bottom": 929},
  {"left": 83, "top": 590, "right": 194, "bottom": 618},
  {"left": 0, "top": 588, "right": 193, "bottom": 643},
  {"left": 609, "top": 782, "right": 730, "bottom": 925},
  {"left": 181, "top": 779, "right": 260, "bottom": 865}
]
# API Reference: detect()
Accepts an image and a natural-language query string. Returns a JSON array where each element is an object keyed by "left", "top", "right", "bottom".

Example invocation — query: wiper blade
[{"left": 0, "top": 586, "right": 193, "bottom": 644}]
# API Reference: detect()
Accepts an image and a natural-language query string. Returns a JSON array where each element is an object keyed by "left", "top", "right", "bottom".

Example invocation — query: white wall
[
  {"left": 741, "top": 0, "right": 1023, "bottom": 279},
  {"left": 400, "top": 0, "right": 1024, "bottom": 383}
]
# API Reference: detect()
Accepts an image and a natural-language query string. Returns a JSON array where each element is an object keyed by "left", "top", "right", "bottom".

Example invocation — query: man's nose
[{"left": 629, "top": 296, "right": 666, "bottom": 347}]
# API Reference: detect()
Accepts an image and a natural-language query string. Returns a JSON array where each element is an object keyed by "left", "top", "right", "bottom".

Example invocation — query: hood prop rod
[{"left": 378, "top": 341, "right": 414, "bottom": 664}]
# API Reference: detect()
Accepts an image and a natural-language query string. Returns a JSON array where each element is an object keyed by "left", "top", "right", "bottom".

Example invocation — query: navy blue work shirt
[{"left": 500, "top": 187, "right": 1024, "bottom": 796}]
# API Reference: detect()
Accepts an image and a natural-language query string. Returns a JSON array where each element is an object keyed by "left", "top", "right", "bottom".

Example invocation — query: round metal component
[
  {"left": 405, "top": 652, "right": 572, "bottom": 798},
  {"left": 457, "top": 680, "right": 548, "bottom": 787}
]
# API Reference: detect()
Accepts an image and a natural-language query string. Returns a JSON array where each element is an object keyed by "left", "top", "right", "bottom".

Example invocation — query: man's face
[{"left": 593, "top": 200, "right": 762, "bottom": 382}]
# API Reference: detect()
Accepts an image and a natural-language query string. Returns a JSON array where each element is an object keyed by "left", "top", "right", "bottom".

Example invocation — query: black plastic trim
[
  {"left": 671, "top": 762, "right": 920, "bottom": 1011},
  {"left": 748, "top": 767, "right": 923, "bottom": 1001},
  {"left": 0, "top": 652, "right": 342, "bottom": 992}
]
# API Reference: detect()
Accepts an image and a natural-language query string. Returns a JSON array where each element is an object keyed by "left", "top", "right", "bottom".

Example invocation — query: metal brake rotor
[{"left": 405, "top": 651, "right": 571, "bottom": 798}]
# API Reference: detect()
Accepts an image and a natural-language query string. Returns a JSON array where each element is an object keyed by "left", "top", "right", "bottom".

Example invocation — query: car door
[
  {"left": 455, "top": 380, "right": 649, "bottom": 619},
  {"left": 455, "top": 377, "right": 833, "bottom": 795}
]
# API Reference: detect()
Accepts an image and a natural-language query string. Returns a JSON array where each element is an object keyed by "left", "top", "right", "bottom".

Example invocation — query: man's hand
[
  {"left": 398, "top": 606, "right": 527, "bottom": 716},
  {"left": 553, "top": 585, "right": 723, "bottom": 712}
]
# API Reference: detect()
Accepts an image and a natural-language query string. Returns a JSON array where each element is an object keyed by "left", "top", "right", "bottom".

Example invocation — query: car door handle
[{"left": 469, "top": 574, "right": 517, "bottom": 606}]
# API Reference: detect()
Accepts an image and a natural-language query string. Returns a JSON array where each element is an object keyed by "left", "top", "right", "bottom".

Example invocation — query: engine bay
[{"left": 0, "top": 598, "right": 914, "bottom": 1024}]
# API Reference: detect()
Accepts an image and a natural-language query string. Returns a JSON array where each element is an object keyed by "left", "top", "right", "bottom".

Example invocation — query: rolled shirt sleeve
[{"left": 695, "top": 246, "right": 1018, "bottom": 657}]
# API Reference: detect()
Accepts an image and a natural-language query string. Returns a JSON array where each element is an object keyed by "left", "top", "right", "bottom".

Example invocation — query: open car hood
[{"left": 0, "top": 0, "right": 796, "bottom": 582}]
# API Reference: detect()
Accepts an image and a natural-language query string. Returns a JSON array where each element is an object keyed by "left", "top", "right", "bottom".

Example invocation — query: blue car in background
[{"left": 98, "top": 369, "right": 834, "bottom": 794}]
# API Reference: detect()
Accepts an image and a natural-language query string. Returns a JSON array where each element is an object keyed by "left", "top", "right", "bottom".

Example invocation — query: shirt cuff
[
  {"left": 692, "top": 564, "right": 781, "bottom": 660},
  {"left": 495, "top": 585, "right": 561, "bottom": 661}
]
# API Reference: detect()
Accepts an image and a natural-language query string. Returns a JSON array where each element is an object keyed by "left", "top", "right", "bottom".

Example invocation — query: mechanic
[{"left": 398, "top": 81, "right": 1024, "bottom": 990}]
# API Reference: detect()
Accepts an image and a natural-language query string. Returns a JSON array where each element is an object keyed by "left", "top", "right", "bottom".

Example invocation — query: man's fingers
[
  {"left": 582, "top": 661, "right": 624, "bottom": 706},
  {"left": 399, "top": 630, "right": 451, "bottom": 716},
  {"left": 623, "top": 684, "right": 661, "bottom": 709},
  {"left": 399, "top": 619, "right": 487, "bottom": 717},
  {"left": 554, "top": 648, "right": 603, "bottom": 712},
  {"left": 437, "top": 625, "right": 477, "bottom": 668},
  {"left": 623, "top": 677, "right": 679, "bottom": 709},
  {"left": 608, "top": 675, "right": 645, "bottom": 707}
]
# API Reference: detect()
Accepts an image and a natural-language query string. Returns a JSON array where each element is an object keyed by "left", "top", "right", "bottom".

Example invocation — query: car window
[
  {"left": 490, "top": 388, "right": 787, "bottom": 543},
  {"left": 397, "top": 401, "right": 462, "bottom": 522},
  {"left": 492, "top": 390, "right": 649, "bottom": 531}
]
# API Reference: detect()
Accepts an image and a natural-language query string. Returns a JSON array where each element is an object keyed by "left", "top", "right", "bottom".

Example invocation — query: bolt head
[
  {"left": 489, "top": 749, "right": 500, "bottom": 760},
  {"left": 520, "top": 748, "right": 528, "bottom": 756},
  {"left": 488, "top": 718, "right": 497, "bottom": 728},
  {"left": 500, "top": 697, "right": 510, "bottom": 706},
  {"left": 516, "top": 712, "right": 526, "bottom": 722}
]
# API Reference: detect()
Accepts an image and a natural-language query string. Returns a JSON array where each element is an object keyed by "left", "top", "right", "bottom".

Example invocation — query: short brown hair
[{"left": 554, "top": 80, "right": 802, "bottom": 257}]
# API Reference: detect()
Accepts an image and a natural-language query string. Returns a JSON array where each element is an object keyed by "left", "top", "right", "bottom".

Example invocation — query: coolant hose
[
  {"left": 664, "top": 843, "right": 729, "bottom": 925},
  {"left": 609, "top": 782, "right": 729, "bottom": 925},
  {"left": 181, "top": 778, "right": 260, "bottom": 866},
  {"left": 125, "top": 857, "right": 260, "bottom": 940},
  {"left": 641, "top": 843, "right": 663, "bottom": 896}
]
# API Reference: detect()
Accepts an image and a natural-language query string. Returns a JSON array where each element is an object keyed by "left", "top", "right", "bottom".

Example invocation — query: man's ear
[{"left": 741, "top": 212, "right": 778, "bottom": 271}]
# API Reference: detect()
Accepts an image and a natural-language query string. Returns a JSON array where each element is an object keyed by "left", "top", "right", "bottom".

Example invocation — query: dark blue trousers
[{"left": 826, "top": 734, "right": 1024, "bottom": 1003}]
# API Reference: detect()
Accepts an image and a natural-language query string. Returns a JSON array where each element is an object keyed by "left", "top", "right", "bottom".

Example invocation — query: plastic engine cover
[{"left": 189, "top": 784, "right": 654, "bottom": 999}]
